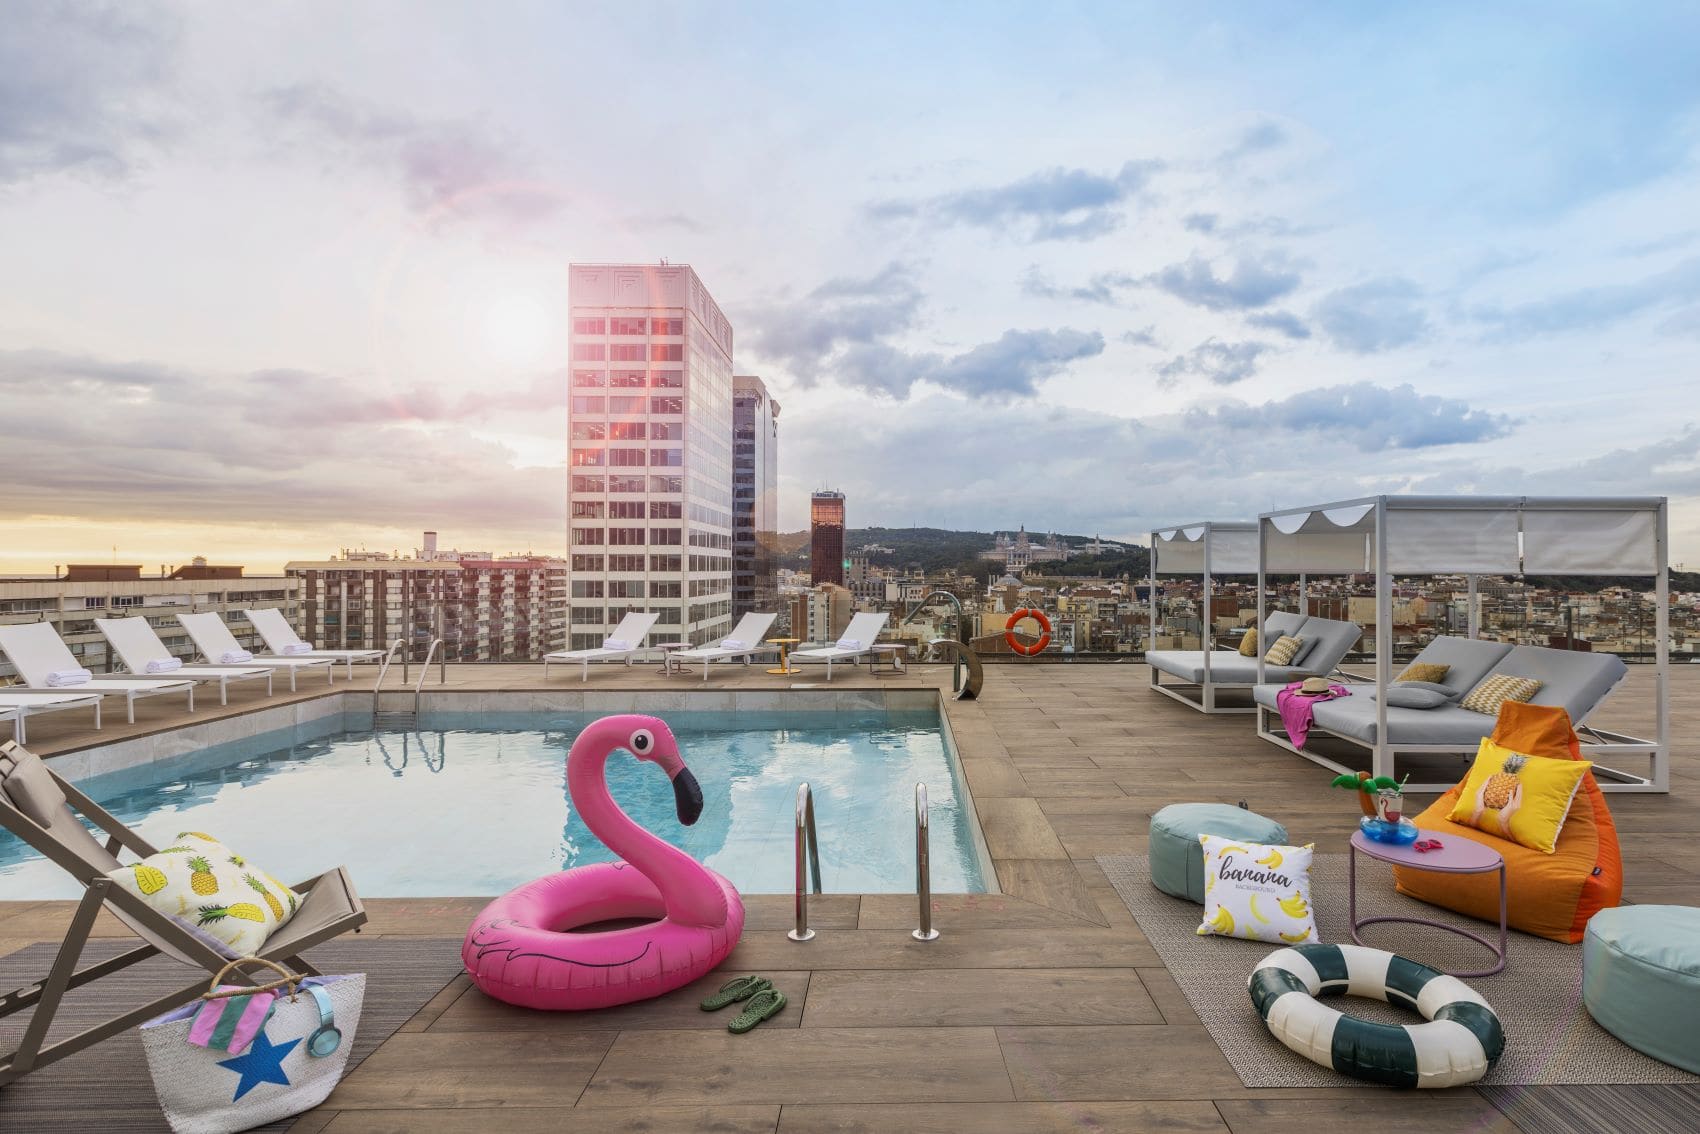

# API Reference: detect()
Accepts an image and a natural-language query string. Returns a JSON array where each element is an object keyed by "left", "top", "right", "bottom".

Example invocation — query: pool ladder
[
  {"left": 372, "top": 638, "right": 445, "bottom": 728},
  {"left": 787, "top": 781, "right": 939, "bottom": 943}
]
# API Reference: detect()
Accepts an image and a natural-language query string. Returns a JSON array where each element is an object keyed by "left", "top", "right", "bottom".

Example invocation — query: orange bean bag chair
[{"left": 1392, "top": 702, "right": 1623, "bottom": 944}]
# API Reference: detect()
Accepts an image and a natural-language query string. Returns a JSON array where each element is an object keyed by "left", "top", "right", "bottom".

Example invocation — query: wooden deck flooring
[{"left": 3, "top": 660, "right": 1696, "bottom": 1132}]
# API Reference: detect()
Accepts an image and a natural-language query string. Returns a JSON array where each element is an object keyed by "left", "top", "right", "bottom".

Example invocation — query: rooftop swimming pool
[{"left": 0, "top": 708, "right": 992, "bottom": 898}]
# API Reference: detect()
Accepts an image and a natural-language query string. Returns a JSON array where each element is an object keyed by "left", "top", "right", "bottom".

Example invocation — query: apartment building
[
  {"left": 567, "top": 263, "right": 736, "bottom": 649},
  {"left": 0, "top": 561, "right": 298, "bottom": 677},
  {"left": 732, "top": 374, "right": 780, "bottom": 619}
]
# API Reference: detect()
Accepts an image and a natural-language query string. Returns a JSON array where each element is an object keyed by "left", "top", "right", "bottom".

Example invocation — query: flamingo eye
[{"left": 629, "top": 728, "right": 654, "bottom": 755}]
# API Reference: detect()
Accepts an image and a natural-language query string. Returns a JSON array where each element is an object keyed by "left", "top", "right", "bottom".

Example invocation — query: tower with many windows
[
  {"left": 732, "top": 375, "right": 780, "bottom": 619},
  {"left": 567, "top": 264, "right": 735, "bottom": 648}
]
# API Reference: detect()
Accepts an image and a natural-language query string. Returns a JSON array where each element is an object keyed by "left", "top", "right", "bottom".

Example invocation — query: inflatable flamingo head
[{"left": 615, "top": 715, "right": 703, "bottom": 827}]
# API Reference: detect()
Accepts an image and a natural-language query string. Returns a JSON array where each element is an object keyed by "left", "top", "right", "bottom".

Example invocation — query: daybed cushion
[
  {"left": 1149, "top": 652, "right": 1312, "bottom": 685},
  {"left": 1251, "top": 685, "right": 1499, "bottom": 746},
  {"left": 1263, "top": 611, "right": 1307, "bottom": 640},
  {"left": 1393, "top": 704, "right": 1622, "bottom": 944},
  {"left": 1584, "top": 905, "right": 1700, "bottom": 1074},
  {"left": 1364, "top": 684, "right": 1453, "bottom": 710},
  {"left": 1263, "top": 636, "right": 1305, "bottom": 666},
  {"left": 1491, "top": 646, "right": 1628, "bottom": 726},
  {"left": 1149, "top": 803, "right": 1288, "bottom": 904},
  {"left": 1402, "top": 638, "right": 1515, "bottom": 699},
  {"left": 1287, "top": 617, "right": 1362, "bottom": 672}
]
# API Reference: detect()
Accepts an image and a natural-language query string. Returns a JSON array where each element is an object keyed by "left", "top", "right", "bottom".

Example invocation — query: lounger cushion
[
  {"left": 1253, "top": 686, "right": 1500, "bottom": 746},
  {"left": 109, "top": 833, "right": 304, "bottom": 955},
  {"left": 1490, "top": 646, "right": 1628, "bottom": 726},
  {"left": 1149, "top": 652, "right": 1312, "bottom": 685},
  {"left": 1263, "top": 636, "right": 1305, "bottom": 666},
  {"left": 1460, "top": 674, "right": 1543, "bottom": 717},
  {"left": 1263, "top": 611, "right": 1307, "bottom": 640},
  {"left": 1401, "top": 638, "right": 1514, "bottom": 699},
  {"left": 1286, "top": 617, "right": 1363, "bottom": 673},
  {"left": 1364, "top": 685, "right": 1453, "bottom": 710}
]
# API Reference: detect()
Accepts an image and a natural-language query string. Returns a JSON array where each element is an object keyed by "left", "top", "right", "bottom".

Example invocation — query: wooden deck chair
[{"left": 0, "top": 740, "right": 366, "bottom": 1086}]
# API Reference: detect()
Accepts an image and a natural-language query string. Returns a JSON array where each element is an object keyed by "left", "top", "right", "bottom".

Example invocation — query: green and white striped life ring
[{"left": 1248, "top": 943, "right": 1505, "bottom": 1088}]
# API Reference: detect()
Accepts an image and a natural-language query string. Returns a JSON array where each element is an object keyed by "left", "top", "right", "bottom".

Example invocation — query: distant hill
[{"left": 777, "top": 526, "right": 1148, "bottom": 579}]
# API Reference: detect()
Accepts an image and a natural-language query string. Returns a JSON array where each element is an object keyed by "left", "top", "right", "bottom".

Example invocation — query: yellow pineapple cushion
[
  {"left": 1238, "top": 629, "right": 1259, "bottom": 657},
  {"left": 1448, "top": 739, "right": 1592, "bottom": 854},
  {"left": 1262, "top": 635, "right": 1305, "bottom": 666},
  {"left": 1460, "top": 673, "right": 1542, "bottom": 716},
  {"left": 1196, "top": 834, "right": 1318, "bottom": 945},
  {"left": 1398, "top": 662, "right": 1450, "bottom": 684},
  {"left": 107, "top": 832, "right": 303, "bottom": 955}
]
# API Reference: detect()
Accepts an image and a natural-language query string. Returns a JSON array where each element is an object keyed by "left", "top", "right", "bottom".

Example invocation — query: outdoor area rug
[
  {"left": 0, "top": 935, "right": 464, "bottom": 1131},
  {"left": 1099, "top": 853, "right": 1700, "bottom": 1088}
]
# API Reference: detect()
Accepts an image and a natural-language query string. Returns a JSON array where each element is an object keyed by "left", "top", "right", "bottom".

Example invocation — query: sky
[{"left": 3, "top": 1, "right": 1699, "bottom": 574}]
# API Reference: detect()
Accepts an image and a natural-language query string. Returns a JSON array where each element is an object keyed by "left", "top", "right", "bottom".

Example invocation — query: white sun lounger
[
  {"left": 242, "top": 607, "right": 385, "bottom": 678},
  {"left": 790, "top": 612, "right": 891, "bottom": 682},
  {"left": 177, "top": 612, "right": 333, "bottom": 691},
  {"left": 0, "top": 692, "right": 103, "bottom": 743},
  {"left": 671, "top": 612, "right": 779, "bottom": 681},
  {"left": 0, "top": 622, "right": 196, "bottom": 722},
  {"left": 95, "top": 617, "right": 274, "bottom": 705},
  {"left": 542, "top": 612, "right": 661, "bottom": 681}
]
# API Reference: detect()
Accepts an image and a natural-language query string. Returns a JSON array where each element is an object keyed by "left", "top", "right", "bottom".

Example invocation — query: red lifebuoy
[{"left": 1005, "top": 609, "right": 1052, "bottom": 656}]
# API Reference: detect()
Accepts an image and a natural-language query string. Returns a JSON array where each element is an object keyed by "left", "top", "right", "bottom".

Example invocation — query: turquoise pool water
[{"left": 0, "top": 710, "right": 991, "bottom": 898}]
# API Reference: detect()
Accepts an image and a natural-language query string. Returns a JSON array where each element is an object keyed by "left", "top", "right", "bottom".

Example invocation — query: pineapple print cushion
[
  {"left": 1449, "top": 739, "right": 1592, "bottom": 854},
  {"left": 1196, "top": 834, "right": 1319, "bottom": 946},
  {"left": 107, "top": 832, "right": 304, "bottom": 955}
]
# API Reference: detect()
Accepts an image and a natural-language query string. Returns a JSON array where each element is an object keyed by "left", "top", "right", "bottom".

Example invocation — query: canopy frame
[
  {"left": 1253, "top": 495, "right": 1669, "bottom": 794},
  {"left": 1147, "top": 521, "right": 1261, "bottom": 713}
]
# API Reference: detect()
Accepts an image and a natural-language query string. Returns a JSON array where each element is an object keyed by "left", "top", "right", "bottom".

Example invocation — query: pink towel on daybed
[{"left": 1274, "top": 681, "right": 1347, "bottom": 747}]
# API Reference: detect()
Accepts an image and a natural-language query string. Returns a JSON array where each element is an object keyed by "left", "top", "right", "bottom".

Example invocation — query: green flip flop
[
  {"left": 727, "top": 987, "right": 787, "bottom": 1033},
  {"left": 700, "top": 975, "right": 771, "bottom": 1011}
]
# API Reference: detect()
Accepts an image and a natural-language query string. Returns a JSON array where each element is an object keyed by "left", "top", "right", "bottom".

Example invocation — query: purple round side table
[{"left": 1348, "top": 829, "right": 1507, "bottom": 977}]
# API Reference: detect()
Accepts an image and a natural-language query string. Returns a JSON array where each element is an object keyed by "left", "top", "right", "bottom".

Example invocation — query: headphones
[{"left": 304, "top": 983, "right": 342, "bottom": 1058}]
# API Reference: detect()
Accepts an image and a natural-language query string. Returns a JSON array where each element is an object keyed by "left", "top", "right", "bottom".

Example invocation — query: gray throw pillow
[
  {"left": 1364, "top": 684, "right": 1453, "bottom": 709},
  {"left": 1390, "top": 680, "right": 1457, "bottom": 698}
]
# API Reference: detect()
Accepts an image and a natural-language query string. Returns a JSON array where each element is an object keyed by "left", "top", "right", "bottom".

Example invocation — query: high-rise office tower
[
  {"left": 567, "top": 264, "right": 735, "bottom": 648},
  {"left": 732, "top": 375, "right": 780, "bottom": 618},
  {"left": 810, "top": 490, "right": 846, "bottom": 588}
]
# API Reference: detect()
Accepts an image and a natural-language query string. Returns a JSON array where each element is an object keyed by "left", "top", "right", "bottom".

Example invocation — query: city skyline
[{"left": 3, "top": 4, "right": 1700, "bottom": 571}]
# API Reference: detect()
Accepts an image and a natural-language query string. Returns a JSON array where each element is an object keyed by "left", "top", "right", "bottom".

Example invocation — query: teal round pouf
[
  {"left": 1149, "top": 803, "right": 1287, "bottom": 904},
  {"left": 1583, "top": 905, "right": 1700, "bottom": 1074}
]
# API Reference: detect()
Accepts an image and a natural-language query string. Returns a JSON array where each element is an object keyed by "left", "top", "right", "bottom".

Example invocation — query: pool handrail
[{"left": 788, "top": 782, "right": 822, "bottom": 942}]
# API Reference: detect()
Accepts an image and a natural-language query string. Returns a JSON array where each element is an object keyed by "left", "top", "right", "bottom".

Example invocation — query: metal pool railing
[{"left": 788, "top": 782, "right": 822, "bottom": 942}]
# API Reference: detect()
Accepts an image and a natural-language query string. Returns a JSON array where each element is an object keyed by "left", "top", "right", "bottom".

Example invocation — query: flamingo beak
[{"left": 671, "top": 766, "right": 704, "bottom": 826}]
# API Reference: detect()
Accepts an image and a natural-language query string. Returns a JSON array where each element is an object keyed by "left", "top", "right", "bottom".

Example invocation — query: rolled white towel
[
  {"left": 280, "top": 642, "right": 313, "bottom": 656},
  {"left": 603, "top": 638, "right": 632, "bottom": 651},
  {"left": 144, "top": 657, "right": 183, "bottom": 674},
  {"left": 720, "top": 638, "right": 747, "bottom": 650},
  {"left": 219, "top": 649, "right": 254, "bottom": 664},
  {"left": 834, "top": 638, "right": 862, "bottom": 651},
  {"left": 46, "top": 668, "right": 93, "bottom": 687}
]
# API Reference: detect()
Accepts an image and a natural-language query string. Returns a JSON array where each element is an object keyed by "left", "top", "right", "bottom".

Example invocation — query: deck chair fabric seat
[
  {"left": 1147, "top": 652, "right": 1314, "bottom": 685},
  {"left": 0, "top": 692, "right": 102, "bottom": 743},
  {"left": 673, "top": 612, "right": 779, "bottom": 681},
  {"left": 1250, "top": 687, "right": 1508, "bottom": 746},
  {"left": 790, "top": 612, "right": 891, "bottom": 681},
  {"left": 1390, "top": 637, "right": 1515, "bottom": 699},
  {"left": 243, "top": 607, "right": 385, "bottom": 677},
  {"left": 178, "top": 611, "right": 333, "bottom": 691},
  {"left": 0, "top": 622, "right": 196, "bottom": 723},
  {"left": 542, "top": 612, "right": 661, "bottom": 681},
  {"left": 0, "top": 740, "right": 366, "bottom": 1085},
  {"left": 96, "top": 616, "right": 275, "bottom": 704},
  {"left": 1492, "top": 645, "right": 1628, "bottom": 726}
]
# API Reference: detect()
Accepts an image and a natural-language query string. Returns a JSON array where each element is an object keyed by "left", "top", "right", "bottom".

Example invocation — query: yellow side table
[{"left": 766, "top": 637, "right": 801, "bottom": 675}]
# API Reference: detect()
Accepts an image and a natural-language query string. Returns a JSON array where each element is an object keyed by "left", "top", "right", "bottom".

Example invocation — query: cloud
[
  {"left": 745, "top": 264, "right": 1102, "bottom": 398},
  {"left": 260, "top": 83, "right": 556, "bottom": 222},
  {"left": 1197, "top": 383, "right": 1515, "bottom": 451},
  {"left": 1470, "top": 256, "right": 1700, "bottom": 339},
  {"left": 0, "top": 349, "right": 562, "bottom": 535},
  {"left": 1145, "top": 252, "right": 1301, "bottom": 311},
  {"left": 1019, "top": 266, "right": 1137, "bottom": 305},
  {"left": 1311, "top": 278, "right": 1430, "bottom": 352},
  {"left": 1245, "top": 310, "right": 1310, "bottom": 339},
  {"left": 1155, "top": 339, "right": 1272, "bottom": 386},
  {"left": 867, "top": 159, "right": 1163, "bottom": 242},
  {"left": 1216, "top": 120, "right": 1289, "bottom": 166},
  {"left": 1120, "top": 325, "right": 1161, "bottom": 348},
  {"left": 0, "top": 2, "right": 180, "bottom": 186}
]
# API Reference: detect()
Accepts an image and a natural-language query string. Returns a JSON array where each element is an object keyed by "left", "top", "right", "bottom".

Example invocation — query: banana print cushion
[
  {"left": 107, "top": 832, "right": 304, "bottom": 955},
  {"left": 1196, "top": 834, "right": 1318, "bottom": 945}
]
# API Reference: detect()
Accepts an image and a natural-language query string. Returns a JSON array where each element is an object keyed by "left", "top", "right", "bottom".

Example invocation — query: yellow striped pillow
[
  {"left": 1460, "top": 674, "right": 1543, "bottom": 716},
  {"left": 1263, "top": 635, "right": 1305, "bottom": 666}
]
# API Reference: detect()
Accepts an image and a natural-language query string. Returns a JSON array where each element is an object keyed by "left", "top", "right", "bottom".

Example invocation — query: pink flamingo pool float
[{"left": 462, "top": 715, "right": 745, "bottom": 1010}]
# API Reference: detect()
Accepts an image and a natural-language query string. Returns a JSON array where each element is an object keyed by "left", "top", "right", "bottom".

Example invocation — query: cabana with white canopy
[
  {"left": 1145, "top": 521, "right": 1266, "bottom": 713},
  {"left": 1252, "top": 495, "right": 1669, "bottom": 793}
]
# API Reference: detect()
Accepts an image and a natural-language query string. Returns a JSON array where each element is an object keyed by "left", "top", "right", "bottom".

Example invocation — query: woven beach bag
[{"left": 140, "top": 957, "right": 364, "bottom": 1134}]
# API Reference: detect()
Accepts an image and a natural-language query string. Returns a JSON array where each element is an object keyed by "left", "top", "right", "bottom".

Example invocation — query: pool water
[{"left": 0, "top": 711, "right": 991, "bottom": 898}]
